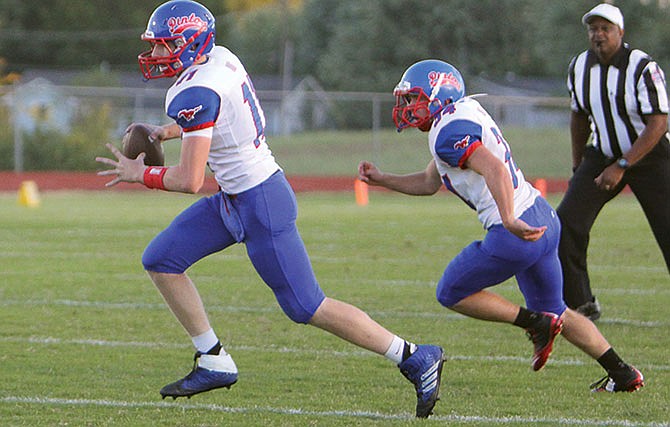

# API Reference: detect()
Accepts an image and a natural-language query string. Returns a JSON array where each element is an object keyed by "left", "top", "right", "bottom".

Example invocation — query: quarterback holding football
[{"left": 95, "top": 0, "right": 444, "bottom": 418}]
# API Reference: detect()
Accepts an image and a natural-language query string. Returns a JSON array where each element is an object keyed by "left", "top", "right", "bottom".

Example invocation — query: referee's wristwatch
[{"left": 616, "top": 157, "right": 630, "bottom": 170}]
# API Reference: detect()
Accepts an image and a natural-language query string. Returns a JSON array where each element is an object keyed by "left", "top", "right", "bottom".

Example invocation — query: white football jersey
[
  {"left": 428, "top": 97, "right": 539, "bottom": 229},
  {"left": 165, "top": 46, "right": 280, "bottom": 194}
]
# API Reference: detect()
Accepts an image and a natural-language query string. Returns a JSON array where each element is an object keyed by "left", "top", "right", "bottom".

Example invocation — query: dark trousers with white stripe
[{"left": 557, "top": 142, "right": 670, "bottom": 309}]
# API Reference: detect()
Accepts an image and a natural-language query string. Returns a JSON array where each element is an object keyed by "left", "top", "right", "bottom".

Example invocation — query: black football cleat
[
  {"left": 525, "top": 312, "right": 563, "bottom": 371},
  {"left": 160, "top": 351, "right": 238, "bottom": 400},
  {"left": 591, "top": 365, "right": 644, "bottom": 393}
]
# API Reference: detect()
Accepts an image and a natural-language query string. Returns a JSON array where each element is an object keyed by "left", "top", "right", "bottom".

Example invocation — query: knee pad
[
  {"left": 436, "top": 279, "right": 468, "bottom": 308},
  {"left": 278, "top": 304, "right": 313, "bottom": 324},
  {"left": 272, "top": 287, "right": 325, "bottom": 324},
  {"left": 142, "top": 239, "right": 188, "bottom": 274}
]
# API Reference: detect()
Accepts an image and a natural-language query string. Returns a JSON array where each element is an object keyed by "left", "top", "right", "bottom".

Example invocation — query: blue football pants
[
  {"left": 142, "top": 171, "right": 326, "bottom": 324},
  {"left": 436, "top": 197, "right": 568, "bottom": 316}
]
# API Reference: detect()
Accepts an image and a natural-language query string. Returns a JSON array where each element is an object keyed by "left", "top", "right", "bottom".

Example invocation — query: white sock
[
  {"left": 384, "top": 335, "right": 407, "bottom": 364},
  {"left": 192, "top": 328, "right": 223, "bottom": 354}
]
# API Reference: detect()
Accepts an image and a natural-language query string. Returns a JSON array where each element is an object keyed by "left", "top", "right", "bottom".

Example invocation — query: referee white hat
[{"left": 582, "top": 3, "right": 624, "bottom": 30}]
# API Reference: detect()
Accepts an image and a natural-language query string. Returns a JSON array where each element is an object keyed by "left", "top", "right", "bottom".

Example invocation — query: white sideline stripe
[
  {"left": 0, "top": 396, "right": 667, "bottom": 426},
  {"left": 2, "top": 298, "right": 667, "bottom": 327},
  {"left": 1, "top": 263, "right": 667, "bottom": 290},
  {"left": 2, "top": 336, "right": 669, "bottom": 371},
  {"left": 0, "top": 299, "right": 465, "bottom": 320},
  {"left": 0, "top": 246, "right": 667, "bottom": 273}
]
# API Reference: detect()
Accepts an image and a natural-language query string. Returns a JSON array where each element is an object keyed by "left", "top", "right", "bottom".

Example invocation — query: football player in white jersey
[
  {"left": 359, "top": 59, "right": 643, "bottom": 393},
  {"left": 95, "top": 0, "right": 445, "bottom": 418}
]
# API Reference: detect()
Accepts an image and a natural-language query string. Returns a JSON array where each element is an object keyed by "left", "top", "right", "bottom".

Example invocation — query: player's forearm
[
  {"left": 159, "top": 123, "right": 183, "bottom": 141},
  {"left": 375, "top": 171, "right": 440, "bottom": 196},
  {"left": 484, "top": 163, "right": 516, "bottom": 227},
  {"left": 161, "top": 166, "right": 205, "bottom": 193},
  {"left": 142, "top": 135, "right": 210, "bottom": 193}
]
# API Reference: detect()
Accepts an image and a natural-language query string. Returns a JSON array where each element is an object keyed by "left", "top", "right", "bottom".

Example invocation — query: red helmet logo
[
  {"left": 428, "top": 71, "right": 462, "bottom": 92},
  {"left": 168, "top": 13, "right": 207, "bottom": 35}
]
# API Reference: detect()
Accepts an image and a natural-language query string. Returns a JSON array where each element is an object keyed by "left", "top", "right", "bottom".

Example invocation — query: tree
[
  {"left": 0, "top": 0, "right": 228, "bottom": 70},
  {"left": 2, "top": 0, "right": 670, "bottom": 88},
  {"left": 307, "top": 0, "right": 543, "bottom": 92},
  {"left": 222, "top": 5, "right": 282, "bottom": 75},
  {"left": 225, "top": 0, "right": 301, "bottom": 12},
  {"left": 294, "top": 0, "right": 340, "bottom": 78}
]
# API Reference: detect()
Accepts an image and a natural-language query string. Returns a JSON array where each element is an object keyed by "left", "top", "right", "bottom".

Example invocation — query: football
[{"left": 121, "top": 123, "right": 165, "bottom": 166}]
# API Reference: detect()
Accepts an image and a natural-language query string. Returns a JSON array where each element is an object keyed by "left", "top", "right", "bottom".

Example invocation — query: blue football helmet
[
  {"left": 138, "top": 0, "right": 216, "bottom": 79},
  {"left": 393, "top": 59, "right": 465, "bottom": 131}
]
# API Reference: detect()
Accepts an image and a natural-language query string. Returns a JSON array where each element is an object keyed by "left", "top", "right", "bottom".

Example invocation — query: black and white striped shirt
[{"left": 567, "top": 43, "right": 669, "bottom": 159}]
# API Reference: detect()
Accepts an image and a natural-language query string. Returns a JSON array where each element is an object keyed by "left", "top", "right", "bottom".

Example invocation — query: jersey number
[
  {"left": 242, "top": 76, "right": 265, "bottom": 148},
  {"left": 175, "top": 69, "right": 198, "bottom": 86},
  {"left": 490, "top": 126, "right": 520, "bottom": 189}
]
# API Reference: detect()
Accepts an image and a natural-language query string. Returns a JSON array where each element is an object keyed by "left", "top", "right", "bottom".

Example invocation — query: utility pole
[{"left": 279, "top": 0, "right": 293, "bottom": 135}]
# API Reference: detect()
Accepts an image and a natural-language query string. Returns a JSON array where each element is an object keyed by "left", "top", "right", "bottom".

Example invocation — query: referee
[{"left": 558, "top": 3, "right": 670, "bottom": 320}]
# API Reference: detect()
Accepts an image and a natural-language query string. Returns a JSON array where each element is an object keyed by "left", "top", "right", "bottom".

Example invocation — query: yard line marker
[
  {"left": 2, "top": 252, "right": 666, "bottom": 274},
  {"left": 1, "top": 335, "right": 669, "bottom": 371},
  {"left": 0, "top": 396, "right": 667, "bottom": 426}
]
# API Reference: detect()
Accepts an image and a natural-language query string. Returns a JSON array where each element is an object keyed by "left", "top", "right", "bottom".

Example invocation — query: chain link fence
[{"left": 1, "top": 81, "right": 570, "bottom": 174}]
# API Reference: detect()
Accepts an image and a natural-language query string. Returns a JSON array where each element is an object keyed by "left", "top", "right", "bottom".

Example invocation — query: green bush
[{"left": 0, "top": 101, "right": 113, "bottom": 171}]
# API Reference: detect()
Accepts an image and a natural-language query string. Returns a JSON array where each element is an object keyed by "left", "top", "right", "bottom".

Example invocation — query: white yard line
[
  {"left": 0, "top": 396, "right": 667, "bottom": 426},
  {"left": 2, "top": 298, "right": 668, "bottom": 327}
]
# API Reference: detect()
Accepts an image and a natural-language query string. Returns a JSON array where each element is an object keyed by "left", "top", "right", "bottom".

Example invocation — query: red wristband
[{"left": 143, "top": 166, "right": 168, "bottom": 190}]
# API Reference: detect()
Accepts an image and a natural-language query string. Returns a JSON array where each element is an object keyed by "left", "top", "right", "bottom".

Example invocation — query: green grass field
[{"left": 0, "top": 191, "right": 668, "bottom": 426}]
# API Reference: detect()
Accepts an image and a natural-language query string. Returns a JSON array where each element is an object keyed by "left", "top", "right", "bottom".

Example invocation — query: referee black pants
[{"left": 556, "top": 142, "right": 670, "bottom": 309}]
